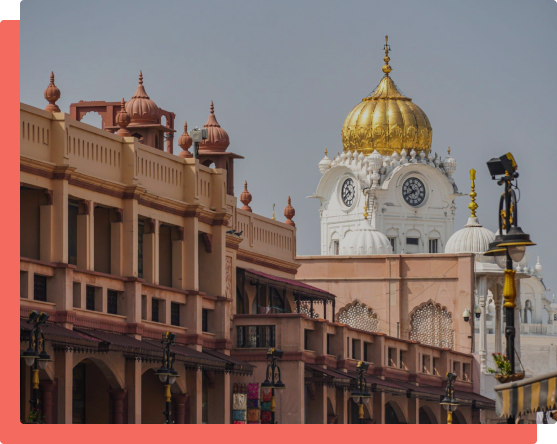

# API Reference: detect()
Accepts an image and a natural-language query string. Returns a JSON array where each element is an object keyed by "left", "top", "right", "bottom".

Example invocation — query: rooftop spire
[
  {"left": 139, "top": 70, "right": 143, "bottom": 85},
  {"left": 44, "top": 71, "right": 61, "bottom": 112},
  {"left": 468, "top": 169, "right": 478, "bottom": 217},
  {"left": 382, "top": 35, "right": 392, "bottom": 76}
]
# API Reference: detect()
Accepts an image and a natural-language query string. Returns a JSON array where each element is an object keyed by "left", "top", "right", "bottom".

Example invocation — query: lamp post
[
  {"left": 350, "top": 361, "right": 372, "bottom": 424},
  {"left": 440, "top": 372, "right": 459, "bottom": 424},
  {"left": 154, "top": 332, "right": 179, "bottom": 424},
  {"left": 21, "top": 311, "right": 52, "bottom": 419},
  {"left": 261, "top": 348, "right": 286, "bottom": 424},
  {"left": 485, "top": 153, "right": 535, "bottom": 424}
]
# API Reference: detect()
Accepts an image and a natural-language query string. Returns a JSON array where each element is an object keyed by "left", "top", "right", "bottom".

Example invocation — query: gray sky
[{"left": 21, "top": 0, "right": 557, "bottom": 293}]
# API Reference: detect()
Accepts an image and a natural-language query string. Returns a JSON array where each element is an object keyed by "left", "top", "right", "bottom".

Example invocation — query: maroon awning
[
  {"left": 21, "top": 320, "right": 101, "bottom": 345},
  {"left": 306, "top": 364, "right": 351, "bottom": 381},
  {"left": 204, "top": 349, "right": 254, "bottom": 375},
  {"left": 243, "top": 268, "right": 335, "bottom": 301}
]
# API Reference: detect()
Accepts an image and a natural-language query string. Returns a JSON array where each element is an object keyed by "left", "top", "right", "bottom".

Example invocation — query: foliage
[
  {"left": 26, "top": 407, "right": 45, "bottom": 424},
  {"left": 487, "top": 352, "right": 512, "bottom": 376}
]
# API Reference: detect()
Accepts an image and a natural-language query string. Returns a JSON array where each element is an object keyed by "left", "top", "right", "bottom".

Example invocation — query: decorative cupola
[
  {"left": 318, "top": 148, "right": 332, "bottom": 175},
  {"left": 445, "top": 169, "right": 495, "bottom": 255},
  {"left": 534, "top": 257, "right": 543, "bottom": 277},
  {"left": 442, "top": 147, "right": 457, "bottom": 183},
  {"left": 178, "top": 121, "right": 193, "bottom": 158},
  {"left": 199, "top": 101, "right": 230, "bottom": 152},
  {"left": 284, "top": 197, "right": 295, "bottom": 226},
  {"left": 44, "top": 72, "right": 61, "bottom": 112},
  {"left": 125, "top": 71, "right": 159, "bottom": 124},
  {"left": 240, "top": 181, "right": 253, "bottom": 212},
  {"left": 115, "top": 98, "right": 131, "bottom": 137}
]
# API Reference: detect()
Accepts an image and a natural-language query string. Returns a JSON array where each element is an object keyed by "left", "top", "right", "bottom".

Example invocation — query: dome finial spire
[
  {"left": 468, "top": 169, "right": 478, "bottom": 218},
  {"left": 138, "top": 70, "right": 143, "bottom": 85},
  {"left": 382, "top": 35, "right": 392, "bottom": 76}
]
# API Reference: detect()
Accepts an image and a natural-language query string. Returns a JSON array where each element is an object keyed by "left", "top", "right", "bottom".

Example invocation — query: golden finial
[
  {"left": 382, "top": 35, "right": 392, "bottom": 76},
  {"left": 272, "top": 203, "right": 276, "bottom": 220},
  {"left": 447, "top": 146, "right": 451, "bottom": 155},
  {"left": 325, "top": 148, "right": 328, "bottom": 156},
  {"left": 363, "top": 204, "right": 369, "bottom": 220},
  {"left": 468, "top": 169, "right": 478, "bottom": 218}
]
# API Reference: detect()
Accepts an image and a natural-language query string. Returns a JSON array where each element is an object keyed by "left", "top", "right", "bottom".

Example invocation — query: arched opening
[
  {"left": 385, "top": 401, "right": 406, "bottom": 424},
  {"left": 330, "top": 232, "right": 340, "bottom": 255},
  {"left": 348, "top": 399, "right": 372, "bottom": 424},
  {"left": 410, "top": 300, "right": 454, "bottom": 349},
  {"left": 161, "top": 115, "right": 167, "bottom": 127},
  {"left": 202, "top": 159, "right": 216, "bottom": 169},
  {"left": 72, "top": 358, "right": 123, "bottom": 424},
  {"left": 524, "top": 300, "right": 533, "bottom": 324},
  {"left": 405, "top": 229, "right": 421, "bottom": 254},
  {"left": 80, "top": 112, "right": 103, "bottom": 129},
  {"left": 419, "top": 405, "right": 438, "bottom": 424}
]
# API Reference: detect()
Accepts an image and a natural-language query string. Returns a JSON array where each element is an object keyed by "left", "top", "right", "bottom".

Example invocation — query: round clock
[
  {"left": 341, "top": 178, "right": 356, "bottom": 207},
  {"left": 402, "top": 177, "right": 426, "bottom": 206}
]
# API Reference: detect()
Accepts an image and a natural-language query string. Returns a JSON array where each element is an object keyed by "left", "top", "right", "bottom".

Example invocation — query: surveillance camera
[{"left": 463, "top": 308, "right": 471, "bottom": 323}]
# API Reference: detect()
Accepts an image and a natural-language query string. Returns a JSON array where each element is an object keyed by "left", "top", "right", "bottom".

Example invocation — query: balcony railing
[{"left": 236, "top": 325, "right": 275, "bottom": 348}]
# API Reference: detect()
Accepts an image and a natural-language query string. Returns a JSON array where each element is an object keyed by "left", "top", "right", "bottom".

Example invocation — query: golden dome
[{"left": 341, "top": 37, "right": 432, "bottom": 156}]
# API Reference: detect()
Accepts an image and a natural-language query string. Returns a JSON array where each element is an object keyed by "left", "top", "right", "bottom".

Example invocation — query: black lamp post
[
  {"left": 440, "top": 372, "right": 459, "bottom": 424},
  {"left": 350, "top": 361, "right": 372, "bottom": 424},
  {"left": 154, "top": 332, "right": 179, "bottom": 424},
  {"left": 21, "top": 310, "right": 52, "bottom": 418},
  {"left": 485, "top": 153, "right": 535, "bottom": 425},
  {"left": 261, "top": 348, "right": 286, "bottom": 424}
]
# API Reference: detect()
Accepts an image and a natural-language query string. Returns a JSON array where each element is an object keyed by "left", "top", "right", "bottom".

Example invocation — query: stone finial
[
  {"left": 115, "top": 98, "right": 131, "bottom": 136},
  {"left": 44, "top": 71, "right": 61, "bottom": 112},
  {"left": 240, "top": 180, "right": 252, "bottom": 212},
  {"left": 284, "top": 196, "right": 295, "bottom": 226},
  {"left": 178, "top": 121, "right": 193, "bottom": 158}
]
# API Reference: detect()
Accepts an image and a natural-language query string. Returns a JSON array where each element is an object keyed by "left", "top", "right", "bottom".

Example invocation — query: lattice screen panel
[
  {"left": 338, "top": 301, "right": 378, "bottom": 333},
  {"left": 410, "top": 302, "right": 453, "bottom": 349}
]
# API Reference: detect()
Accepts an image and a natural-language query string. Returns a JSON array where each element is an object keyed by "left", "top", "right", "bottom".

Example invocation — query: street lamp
[
  {"left": 262, "top": 348, "right": 286, "bottom": 424},
  {"left": 154, "top": 332, "right": 180, "bottom": 424},
  {"left": 440, "top": 372, "right": 459, "bottom": 424},
  {"left": 21, "top": 311, "right": 52, "bottom": 417},
  {"left": 350, "top": 361, "right": 372, "bottom": 424},
  {"left": 485, "top": 153, "right": 535, "bottom": 375}
]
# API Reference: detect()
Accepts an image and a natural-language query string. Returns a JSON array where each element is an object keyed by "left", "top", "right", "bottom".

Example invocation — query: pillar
[
  {"left": 39, "top": 204, "right": 53, "bottom": 262},
  {"left": 183, "top": 217, "right": 199, "bottom": 290},
  {"left": 77, "top": 201, "right": 92, "bottom": 270},
  {"left": 407, "top": 397, "right": 419, "bottom": 424},
  {"left": 122, "top": 199, "right": 138, "bottom": 277},
  {"left": 372, "top": 391, "right": 385, "bottom": 424},
  {"left": 41, "top": 380, "right": 56, "bottom": 424},
  {"left": 494, "top": 285, "right": 502, "bottom": 355},
  {"left": 335, "top": 388, "right": 348, "bottom": 424},
  {"left": 125, "top": 358, "right": 142, "bottom": 424},
  {"left": 478, "top": 276, "right": 488, "bottom": 373},
  {"left": 110, "top": 389, "right": 127, "bottom": 424},
  {"left": 111, "top": 216, "right": 123, "bottom": 276},
  {"left": 51, "top": 179, "right": 68, "bottom": 263},
  {"left": 55, "top": 351, "right": 73, "bottom": 424},
  {"left": 172, "top": 232, "right": 184, "bottom": 290},
  {"left": 186, "top": 370, "right": 202, "bottom": 424},
  {"left": 174, "top": 394, "right": 189, "bottom": 424},
  {"left": 143, "top": 219, "right": 157, "bottom": 284}
]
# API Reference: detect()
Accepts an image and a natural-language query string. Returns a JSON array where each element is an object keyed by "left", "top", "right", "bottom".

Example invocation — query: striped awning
[{"left": 495, "top": 371, "right": 557, "bottom": 418}]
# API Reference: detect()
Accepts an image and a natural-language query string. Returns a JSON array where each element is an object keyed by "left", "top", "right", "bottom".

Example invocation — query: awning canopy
[
  {"left": 495, "top": 371, "right": 557, "bottom": 418},
  {"left": 242, "top": 268, "right": 335, "bottom": 302},
  {"left": 21, "top": 321, "right": 253, "bottom": 376},
  {"left": 306, "top": 364, "right": 352, "bottom": 388}
]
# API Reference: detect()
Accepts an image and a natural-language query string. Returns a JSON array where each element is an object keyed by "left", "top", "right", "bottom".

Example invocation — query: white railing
[{"left": 520, "top": 323, "right": 553, "bottom": 335}]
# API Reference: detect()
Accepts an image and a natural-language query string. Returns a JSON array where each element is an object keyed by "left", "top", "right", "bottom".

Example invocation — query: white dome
[
  {"left": 445, "top": 217, "right": 495, "bottom": 254},
  {"left": 340, "top": 220, "right": 393, "bottom": 255},
  {"left": 318, "top": 152, "right": 332, "bottom": 175}
]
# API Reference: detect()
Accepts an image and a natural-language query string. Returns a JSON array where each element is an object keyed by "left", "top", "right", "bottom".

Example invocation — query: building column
[
  {"left": 372, "top": 391, "right": 385, "bottom": 424},
  {"left": 143, "top": 219, "right": 158, "bottom": 284},
  {"left": 39, "top": 200, "right": 53, "bottom": 262},
  {"left": 55, "top": 350, "right": 73, "bottom": 424},
  {"left": 122, "top": 199, "right": 138, "bottom": 278},
  {"left": 173, "top": 394, "right": 189, "bottom": 424},
  {"left": 125, "top": 358, "right": 142, "bottom": 424},
  {"left": 51, "top": 179, "right": 68, "bottom": 263},
  {"left": 41, "top": 380, "right": 56, "bottom": 424},
  {"left": 172, "top": 228, "right": 185, "bottom": 290},
  {"left": 335, "top": 388, "right": 348, "bottom": 424},
  {"left": 478, "top": 276, "right": 488, "bottom": 373},
  {"left": 494, "top": 285, "right": 502, "bottom": 355},
  {"left": 110, "top": 389, "right": 127, "bottom": 424},
  {"left": 186, "top": 369, "right": 202, "bottom": 423},
  {"left": 407, "top": 397, "right": 419, "bottom": 424},
  {"left": 183, "top": 217, "right": 199, "bottom": 291},
  {"left": 77, "top": 200, "right": 93, "bottom": 270},
  {"left": 110, "top": 211, "right": 123, "bottom": 276}
]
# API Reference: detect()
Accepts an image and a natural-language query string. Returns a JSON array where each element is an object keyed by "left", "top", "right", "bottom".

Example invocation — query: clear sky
[{"left": 21, "top": 0, "right": 557, "bottom": 295}]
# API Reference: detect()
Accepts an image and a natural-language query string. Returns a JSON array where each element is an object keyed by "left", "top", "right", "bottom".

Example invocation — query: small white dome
[
  {"left": 549, "top": 295, "right": 557, "bottom": 311},
  {"left": 340, "top": 220, "right": 393, "bottom": 255},
  {"left": 318, "top": 152, "right": 332, "bottom": 175},
  {"left": 445, "top": 217, "right": 495, "bottom": 254},
  {"left": 535, "top": 256, "right": 542, "bottom": 275}
]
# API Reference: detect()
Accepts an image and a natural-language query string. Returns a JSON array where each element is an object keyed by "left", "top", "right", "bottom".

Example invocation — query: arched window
[
  {"left": 330, "top": 231, "right": 340, "bottom": 255},
  {"left": 409, "top": 300, "right": 453, "bottom": 349},
  {"left": 523, "top": 299, "right": 533, "bottom": 324},
  {"left": 337, "top": 300, "right": 378, "bottom": 332}
]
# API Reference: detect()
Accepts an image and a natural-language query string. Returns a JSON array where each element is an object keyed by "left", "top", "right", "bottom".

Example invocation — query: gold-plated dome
[{"left": 341, "top": 37, "right": 432, "bottom": 156}]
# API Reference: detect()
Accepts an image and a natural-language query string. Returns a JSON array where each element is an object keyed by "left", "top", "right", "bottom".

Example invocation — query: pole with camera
[
  {"left": 21, "top": 311, "right": 52, "bottom": 419},
  {"left": 484, "top": 153, "right": 535, "bottom": 424},
  {"left": 189, "top": 127, "right": 208, "bottom": 159}
]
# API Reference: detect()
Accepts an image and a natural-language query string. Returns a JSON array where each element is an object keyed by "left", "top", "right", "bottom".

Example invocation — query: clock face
[
  {"left": 402, "top": 177, "right": 426, "bottom": 206},
  {"left": 341, "top": 178, "right": 356, "bottom": 207}
]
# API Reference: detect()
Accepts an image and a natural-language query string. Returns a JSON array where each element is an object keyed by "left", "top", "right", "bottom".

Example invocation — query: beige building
[{"left": 20, "top": 72, "right": 493, "bottom": 424}]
